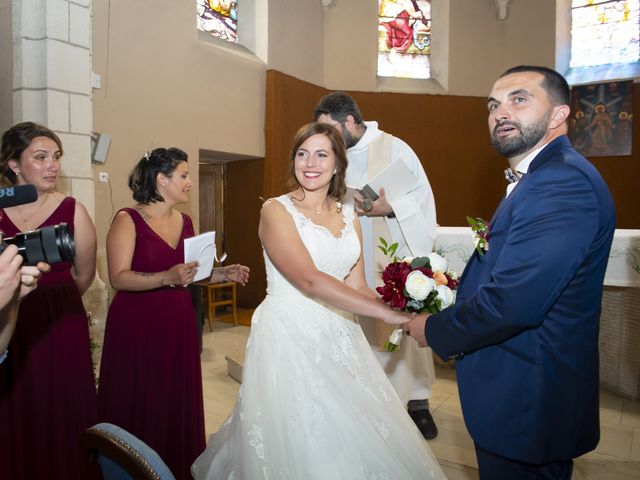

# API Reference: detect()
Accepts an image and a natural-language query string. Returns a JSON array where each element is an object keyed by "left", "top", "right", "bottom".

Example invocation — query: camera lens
[{"left": 1, "top": 223, "right": 76, "bottom": 266}]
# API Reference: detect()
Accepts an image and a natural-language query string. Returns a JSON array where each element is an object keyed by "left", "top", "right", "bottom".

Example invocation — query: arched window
[
  {"left": 571, "top": 0, "right": 639, "bottom": 68},
  {"left": 377, "top": 0, "right": 432, "bottom": 79}
]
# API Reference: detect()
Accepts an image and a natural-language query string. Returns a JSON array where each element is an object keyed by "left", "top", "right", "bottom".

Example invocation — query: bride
[{"left": 192, "top": 122, "right": 445, "bottom": 479}]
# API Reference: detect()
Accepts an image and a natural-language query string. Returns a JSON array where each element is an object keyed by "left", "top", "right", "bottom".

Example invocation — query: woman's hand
[
  {"left": 167, "top": 260, "right": 199, "bottom": 286},
  {"left": 18, "top": 262, "right": 50, "bottom": 299},
  {"left": 381, "top": 307, "right": 413, "bottom": 325},
  {"left": 223, "top": 264, "right": 250, "bottom": 286}
]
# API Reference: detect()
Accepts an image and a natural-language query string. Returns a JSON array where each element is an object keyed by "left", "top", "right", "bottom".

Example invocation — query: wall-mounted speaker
[{"left": 92, "top": 133, "right": 111, "bottom": 163}]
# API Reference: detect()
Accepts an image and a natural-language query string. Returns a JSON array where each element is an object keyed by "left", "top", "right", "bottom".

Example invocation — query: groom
[{"left": 406, "top": 65, "right": 615, "bottom": 479}]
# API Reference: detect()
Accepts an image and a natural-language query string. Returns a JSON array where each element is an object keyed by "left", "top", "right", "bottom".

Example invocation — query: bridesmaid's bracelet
[
  {"left": 212, "top": 267, "right": 228, "bottom": 283},
  {"left": 160, "top": 272, "right": 176, "bottom": 288},
  {"left": 135, "top": 270, "right": 175, "bottom": 288}
]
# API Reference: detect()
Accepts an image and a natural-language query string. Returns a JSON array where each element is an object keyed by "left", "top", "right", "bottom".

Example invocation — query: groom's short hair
[{"left": 500, "top": 65, "right": 570, "bottom": 107}]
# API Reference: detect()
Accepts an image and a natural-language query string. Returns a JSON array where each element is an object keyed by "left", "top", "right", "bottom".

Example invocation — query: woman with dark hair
[
  {"left": 0, "top": 121, "right": 98, "bottom": 479},
  {"left": 192, "top": 123, "right": 444, "bottom": 479},
  {"left": 98, "top": 147, "right": 249, "bottom": 479}
]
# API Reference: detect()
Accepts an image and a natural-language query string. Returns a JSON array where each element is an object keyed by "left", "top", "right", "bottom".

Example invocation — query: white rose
[
  {"left": 427, "top": 252, "right": 448, "bottom": 273},
  {"left": 405, "top": 271, "right": 435, "bottom": 301},
  {"left": 402, "top": 257, "right": 414, "bottom": 265},
  {"left": 435, "top": 285, "right": 456, "bottom": 308}
]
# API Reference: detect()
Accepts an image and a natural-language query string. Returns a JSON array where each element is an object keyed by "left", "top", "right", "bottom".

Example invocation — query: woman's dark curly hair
[
  {"left": 0, "top": 122, "right": 64, "bottom": 187},
  {"left": 287, "top": 122, "right": 348, "bottom": 203},
  {"left": 128, "top": 147, "right": 188, "bottom": 204}
]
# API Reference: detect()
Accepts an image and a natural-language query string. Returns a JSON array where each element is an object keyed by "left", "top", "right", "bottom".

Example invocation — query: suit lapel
[
  {"left": 458, "top": 136, "right": 571, "bottom": 299},
  {"left": 489, "top": 136, "right": 569, "bottom": 227}
]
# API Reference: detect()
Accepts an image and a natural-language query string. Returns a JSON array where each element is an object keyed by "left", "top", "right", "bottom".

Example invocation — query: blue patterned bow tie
[{"left": 504, "top": 168, "right": 521, "bottom": 184}]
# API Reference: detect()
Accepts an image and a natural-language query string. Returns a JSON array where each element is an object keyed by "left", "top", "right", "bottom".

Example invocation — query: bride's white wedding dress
[{"left": 192, "top": 195, "right": 445, "bottom": 479}]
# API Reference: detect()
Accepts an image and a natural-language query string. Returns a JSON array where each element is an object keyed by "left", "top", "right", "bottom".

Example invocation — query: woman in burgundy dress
[
  {"left": 0, "top": 122, "right": 98, "bottom": 479},
  {"left": 97, "top": 148, "right": 248, "bottom": 479}
]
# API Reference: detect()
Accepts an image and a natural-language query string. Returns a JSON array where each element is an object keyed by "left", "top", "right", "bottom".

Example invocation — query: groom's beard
[{"left": 491, "top": 110, "right": 551, "bottom": 158}]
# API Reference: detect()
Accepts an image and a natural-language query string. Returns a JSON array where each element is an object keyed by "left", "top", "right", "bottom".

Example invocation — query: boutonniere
[{"left": 466, "top": 216, "right": 490, "bottom": 256}]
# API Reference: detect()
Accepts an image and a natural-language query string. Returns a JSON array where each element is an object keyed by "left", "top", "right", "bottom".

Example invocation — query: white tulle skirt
[{"left": 192, "top": 295, "right": 445, "bottom": 480}]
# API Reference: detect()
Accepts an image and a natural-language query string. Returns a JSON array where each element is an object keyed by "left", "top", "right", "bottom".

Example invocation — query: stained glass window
[
  {"left": 377, "top": 0, "right": 431, "bottom": 79},
  {"left": 571, "top": 0, "right": 639, "bottom": 68},
  {"left": 197, "top": 0, "right": 238, "bottom": 43}
]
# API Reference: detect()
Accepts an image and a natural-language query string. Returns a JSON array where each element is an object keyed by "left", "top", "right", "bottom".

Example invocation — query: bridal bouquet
[{"left": 376, "top": 239, "right": 458, "bottom": 352}]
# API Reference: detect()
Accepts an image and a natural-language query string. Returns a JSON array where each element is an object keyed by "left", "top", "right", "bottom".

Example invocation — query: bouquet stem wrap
[{"left": 384, "top": 328, "right": 404, "bottom": 352}]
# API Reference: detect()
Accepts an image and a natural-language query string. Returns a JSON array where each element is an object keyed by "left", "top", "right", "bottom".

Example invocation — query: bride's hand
[{"left": 382, "top": 308, "right": 412, "bottom": 325}]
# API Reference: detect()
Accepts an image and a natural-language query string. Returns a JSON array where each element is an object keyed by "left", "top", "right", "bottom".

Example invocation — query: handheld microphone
[{"left": 0, "top": 184, "right": 38, "bottom": 209}]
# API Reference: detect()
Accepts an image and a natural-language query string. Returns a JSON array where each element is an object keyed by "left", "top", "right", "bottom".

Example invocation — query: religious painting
[
  {"left": 196, "top": 0, "right": 238, "bottom": 43},
  {"left": 377, "top": 0, "right": 431, "bottom": 79},
  {"left": 569, "top": 80, "right": 634, "bottom": 157}
]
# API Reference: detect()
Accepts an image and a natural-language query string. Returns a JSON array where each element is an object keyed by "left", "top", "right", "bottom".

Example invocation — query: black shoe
[{"left": 408, "top": 407, "right": 438, "bottom": 440}]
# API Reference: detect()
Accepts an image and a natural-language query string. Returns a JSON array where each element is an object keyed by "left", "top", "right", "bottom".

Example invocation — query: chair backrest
[{"left": 79, "top": 422, "right": 176, "bottom": 480}]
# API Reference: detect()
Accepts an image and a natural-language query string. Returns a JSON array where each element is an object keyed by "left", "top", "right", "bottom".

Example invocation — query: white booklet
[
  {"left": 184, "top": 231, "right": 217, "bottom": 282},
  {"left": 346, "top": 158, "right": 418, "bottom": 203}
]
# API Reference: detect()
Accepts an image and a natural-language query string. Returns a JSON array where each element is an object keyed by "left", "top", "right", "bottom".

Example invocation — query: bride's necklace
[
  {"left": 16, "top": 192, "right": 51, "bottom": 225},
  {"left": 293, "top": 197, "right": 329, "bottom": 216}
]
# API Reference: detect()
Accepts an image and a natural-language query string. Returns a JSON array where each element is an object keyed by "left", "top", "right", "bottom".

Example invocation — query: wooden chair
[
  {"left": 79, "top": 422, "right": 175, "bottom": 479},
  {"left": 198, "top": 281, "right": 237, "bottom": 331}
]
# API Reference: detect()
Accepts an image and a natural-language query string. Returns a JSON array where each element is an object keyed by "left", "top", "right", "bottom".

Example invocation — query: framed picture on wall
[{"left": 569, "top": 80, "right": 634, "bottom": 157}]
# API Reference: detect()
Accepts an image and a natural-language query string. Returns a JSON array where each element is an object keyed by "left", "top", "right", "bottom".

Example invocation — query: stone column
[{"left": 11, "top": 0, "right": 107, "bottom": 369}]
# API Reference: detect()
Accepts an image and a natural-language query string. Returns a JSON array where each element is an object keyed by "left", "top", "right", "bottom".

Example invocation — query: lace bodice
[{"left": 264, "top": 195, "right": 360, "bottom": 298}]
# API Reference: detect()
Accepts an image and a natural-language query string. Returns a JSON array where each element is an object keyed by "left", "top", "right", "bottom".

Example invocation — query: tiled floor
[{"left": 201, "top": 315, "right": 640, "bottom": 479}]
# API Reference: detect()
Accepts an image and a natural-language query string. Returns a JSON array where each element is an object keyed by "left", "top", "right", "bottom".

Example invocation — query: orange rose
[{"left": 433, "top": 271, "right": 448, "bottom": 286}]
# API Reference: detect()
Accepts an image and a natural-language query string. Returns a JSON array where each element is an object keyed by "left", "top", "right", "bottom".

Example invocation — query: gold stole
[{"left": 367, "top": 131, "right": 398, "bottom": 347}]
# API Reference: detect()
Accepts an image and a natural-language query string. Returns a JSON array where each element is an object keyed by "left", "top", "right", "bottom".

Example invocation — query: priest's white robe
[{"left": 346, "top": 121, "right": 438, "bottom": 403}]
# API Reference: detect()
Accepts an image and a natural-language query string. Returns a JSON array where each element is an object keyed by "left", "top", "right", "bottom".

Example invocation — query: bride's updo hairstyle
[
  {"left": 128, "top": 147, "right": 188, "bottom": 204},
  {"left": 287, "top": 122, "right": 348, "bottom": 203}
]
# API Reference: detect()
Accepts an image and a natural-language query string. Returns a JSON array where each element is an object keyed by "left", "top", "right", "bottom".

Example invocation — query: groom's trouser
[{"left": 475, "top": 443, "right": 573, "bottom": 480}]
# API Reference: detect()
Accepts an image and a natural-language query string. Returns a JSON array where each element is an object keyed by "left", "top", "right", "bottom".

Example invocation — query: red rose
[{"left": 376, "top": 262, "right": 412, "bottom": 309}]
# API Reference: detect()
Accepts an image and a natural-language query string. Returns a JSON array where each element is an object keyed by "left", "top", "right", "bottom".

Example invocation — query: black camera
[{"left": 0, "top": 223, "right": 76, "bottom": 266}]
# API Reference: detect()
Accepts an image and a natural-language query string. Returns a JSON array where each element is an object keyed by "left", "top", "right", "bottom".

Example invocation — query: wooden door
[{"left": 199, "top": 163, "right": 225, "bottom": 257}]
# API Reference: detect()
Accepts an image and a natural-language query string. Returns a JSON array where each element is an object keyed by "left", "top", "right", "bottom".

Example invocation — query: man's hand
[
  {"left": 353, "top": 188, "right": 394, "bottom": 217},
  {"left": 405, "top": 313, "right": 430, "bottom": 347},
  {"left": 0, "top": 244, "right": 22, "bottom": 308},
  {"left": 19, "top": 262, "right": 50, "bottom": 299}
]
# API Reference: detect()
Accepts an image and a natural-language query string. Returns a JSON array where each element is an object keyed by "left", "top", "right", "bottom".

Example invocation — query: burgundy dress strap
[
  {"left": 181, "top": 212, "right": 193, "bottom": 236},
  {"left": 53, "top": 196, "right": 76, "bottom": 228},
  {"left": 116, "top": 208, "right": 193, "bottom": 244},
  {"left": 117, "top": 207, "right": 143, "bottom": 228}
]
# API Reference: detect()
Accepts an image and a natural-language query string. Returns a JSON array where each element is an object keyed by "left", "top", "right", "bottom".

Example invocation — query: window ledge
[
  {"left": 197, "top": 30, "right": 266, "bottom": 64},
  {"left": 375, "top": 76, "right": 448, "bottom": 95},
  {"left": 565, "top": 62, "right": 640, "bottom": 86}
]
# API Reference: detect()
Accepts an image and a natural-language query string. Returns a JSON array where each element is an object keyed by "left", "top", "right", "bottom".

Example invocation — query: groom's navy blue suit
[{"left": 427, "top": 135, "right": 615, "bottom": 466}]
